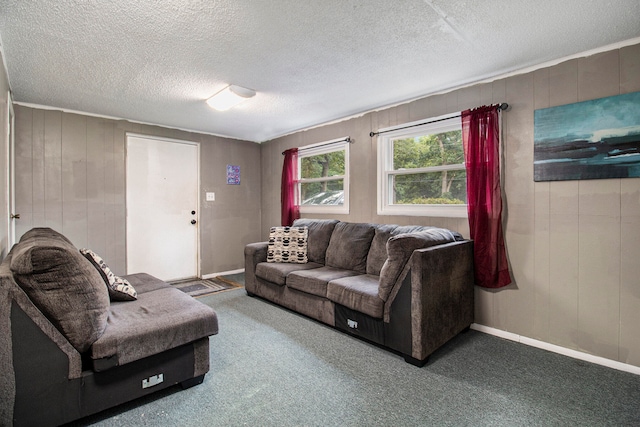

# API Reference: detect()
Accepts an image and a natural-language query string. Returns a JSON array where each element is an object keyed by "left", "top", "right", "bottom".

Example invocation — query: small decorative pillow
[
  {"left": 267, "top": 226, "right": 308, "bottom": 263},
  {"left": 80, "top": 248, "right": 138, "bottom": 301}
]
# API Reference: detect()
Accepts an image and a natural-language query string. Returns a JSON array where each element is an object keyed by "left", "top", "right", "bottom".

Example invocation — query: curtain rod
[
  {"left": 369, "top": 103, "right": 509, "bottom": 138},
  {"left": 282, "top": 136, "right": 352, "bottom": 155}
]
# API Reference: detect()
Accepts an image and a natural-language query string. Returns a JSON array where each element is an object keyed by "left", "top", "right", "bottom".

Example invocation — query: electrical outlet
[{"left": 206, "top": 192, "right": 215, "bottom": 201}]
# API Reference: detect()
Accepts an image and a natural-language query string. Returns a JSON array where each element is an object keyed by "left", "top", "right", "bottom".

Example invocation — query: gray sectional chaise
[
  {"left": 245, "top": 219, "right": 474, "bottom": 366},
  {"left": 0, "top": 228, "right": 219, "bottom": 427}
]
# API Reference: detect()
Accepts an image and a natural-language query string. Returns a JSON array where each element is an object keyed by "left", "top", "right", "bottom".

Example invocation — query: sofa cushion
[
  {"left": 80, "top": 248, "right": 138, "bottom": 301},
  {"left": 366, "top": 224, "right": 435, "bottom": 276},
  {"left": 287, "top": 266, "right": 361, "bottom": 298},
  {"left": 292, "top": 219, "right": 339, "bottom": 264},
  {"left": 10, "top": 227, "right": 110, "bottom": 352},
  {"left": 365, "top": 224, "right": 398, "bottom": 276},
  {"left": 267, "top": 226, "right": 308, "bottom": 263},
  {"left": 256, "top": 261, "right": 323, "bottom": 286},
  {"left": 325, "top": 222, "right": 375, "bottom": 274},
  {"left": 378, "top": 228, "right": 459, "bottom": 301},
  {"left": 91, "top": 275, "right": 218, "bottom": 369},
  {"left": 326, "top": 274, "right": 384, "bottom": 319},
  {"left": 122, "top": 272, "right": 172, "bottom": 294}
]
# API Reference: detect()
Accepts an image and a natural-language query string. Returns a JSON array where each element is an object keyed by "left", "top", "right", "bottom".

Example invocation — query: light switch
[{"left": 206, "top": 192, "right": 215, "bottom": 201}]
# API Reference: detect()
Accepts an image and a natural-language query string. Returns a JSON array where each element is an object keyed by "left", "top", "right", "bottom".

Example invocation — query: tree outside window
[
  {"left": 298, "top": 140, "right": 349, "bottom": 214},
  {"left": 391, "top": 129, "right": 465, "bottom": 204},
  {"left": 378, "top": 115, "right": 467, "bottom": 217}
]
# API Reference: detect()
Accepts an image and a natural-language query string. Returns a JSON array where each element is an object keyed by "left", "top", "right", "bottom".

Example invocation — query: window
[
  {"left": 299, "top": 138, "right": 349, "bottom": 214},
  {"left": 377, "top": 113, "right": 467, "bottom": 217}
]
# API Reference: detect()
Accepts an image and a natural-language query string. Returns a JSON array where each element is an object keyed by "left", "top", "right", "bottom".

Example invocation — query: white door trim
[
  {"left": 125, "top": 132, "right": 200, "bottom": 279},
  {"left": 6, "top": 92, "right": 15, "bottom": 247}
]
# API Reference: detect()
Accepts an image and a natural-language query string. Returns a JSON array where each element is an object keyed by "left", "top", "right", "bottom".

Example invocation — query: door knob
[{"left": 191, "top": 219, "right": 197, "bottom": 225}]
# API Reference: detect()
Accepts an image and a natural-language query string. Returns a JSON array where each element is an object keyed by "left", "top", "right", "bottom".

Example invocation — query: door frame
[
  {"left": 125, "top": 132, "right": 201, "bottom": 279},
  {"left": 6, "top": 92, "right": 15, "bottom": 248}
]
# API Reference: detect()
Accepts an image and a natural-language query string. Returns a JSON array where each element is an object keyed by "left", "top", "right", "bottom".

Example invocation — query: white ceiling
[{"left": 1, "top": 1, "right": 639, "bottom": 143}]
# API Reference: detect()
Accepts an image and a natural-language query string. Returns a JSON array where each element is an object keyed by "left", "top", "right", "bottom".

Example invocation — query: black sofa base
[
  {"left": 246, "top": 272, "right": 429, "bottom": 366},
  {"left": 11, "top": 301, "right": 207, "bottom": 427}
]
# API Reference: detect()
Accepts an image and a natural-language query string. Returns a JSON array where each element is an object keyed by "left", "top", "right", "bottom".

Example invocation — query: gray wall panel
[
  {"left": 14, "top": 106, "right": 33, "bottom": 238},
  {"left": 43, "top": 110, "right": 63, "bottom": 230},
  {"left": 61, "top": 112, "right": 88, "bottom": 248},
  {"left": 13, "top": 106, "right": 262, "bottom": 276}
]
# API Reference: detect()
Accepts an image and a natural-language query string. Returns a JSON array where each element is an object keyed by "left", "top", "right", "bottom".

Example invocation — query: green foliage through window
[
  {"left": 299, "top": 148, "right": 346, "bottom": 206},
  {"left": 390, "top": 129, "right": 466, "bottom": 205}
]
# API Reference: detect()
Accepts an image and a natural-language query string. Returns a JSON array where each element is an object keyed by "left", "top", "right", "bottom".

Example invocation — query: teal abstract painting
[{"left": 534, "top": 91, "right": 640, "bottom": 181}]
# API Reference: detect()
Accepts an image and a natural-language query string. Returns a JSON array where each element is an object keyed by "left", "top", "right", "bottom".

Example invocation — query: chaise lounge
[{"left": 0, "top": 227, "right": 219, "bottom": 427}]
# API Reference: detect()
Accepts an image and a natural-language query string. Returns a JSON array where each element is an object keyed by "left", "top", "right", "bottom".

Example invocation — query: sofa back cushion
[
  {"left": 378, "top": 228, "right": 460, "bottom": 301},
  {"left": 291, "top": 219, "right": 339, "bottom": 264},
  {"left": 365, "top": 224, "right": 397, "bottom": 276},
  {"left": 10, "top": 227, "right": 110, "bottom": 352},
  {"left": 366, "top": 224, "right": 436, "bottom": 276},
  {"left": 325, "top": 222, "right": 375, "bottom": 273}
]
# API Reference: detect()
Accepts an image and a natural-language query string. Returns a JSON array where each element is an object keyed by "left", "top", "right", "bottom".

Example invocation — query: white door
[{"left": 126, "top": 135, "right": 199, "bottom": 281}]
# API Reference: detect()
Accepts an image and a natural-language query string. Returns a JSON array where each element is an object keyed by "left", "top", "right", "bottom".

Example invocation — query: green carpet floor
[{"left": 68, "top": 288, "right": 640, "bottom": 426}]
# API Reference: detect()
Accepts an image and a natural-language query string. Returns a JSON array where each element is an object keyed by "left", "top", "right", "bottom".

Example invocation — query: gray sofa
[
  {"left": 0, "top": 228, "right": 218, "bottom": 427},
  {"left": 245, "top": 219, "right": 474, "bottom": 366}
]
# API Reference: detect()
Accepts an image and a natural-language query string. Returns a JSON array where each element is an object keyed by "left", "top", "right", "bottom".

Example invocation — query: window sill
[
  {"left": 300, "top": 205, "right": 350, "bottom": 215},
  {"left": 378, "top": 204, "right": 468, "bottom": 218}
]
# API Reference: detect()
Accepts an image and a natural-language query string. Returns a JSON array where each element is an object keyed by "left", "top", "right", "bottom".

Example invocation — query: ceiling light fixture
[{"left": 206, "top": 85, "right": 256, "bottom": 111}]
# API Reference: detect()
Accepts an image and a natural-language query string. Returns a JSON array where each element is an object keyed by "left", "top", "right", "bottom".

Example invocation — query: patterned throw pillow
[
  {"left": 267, "top": 226, "right": 308, "bottom": 263},
  {"left": 80, "top": 248, "right": 138, "bottom": 301}
]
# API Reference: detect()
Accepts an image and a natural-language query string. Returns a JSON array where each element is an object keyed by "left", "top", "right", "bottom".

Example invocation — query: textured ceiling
[{"left": 1, "top": 1, "right": 639, "bottom": 142}]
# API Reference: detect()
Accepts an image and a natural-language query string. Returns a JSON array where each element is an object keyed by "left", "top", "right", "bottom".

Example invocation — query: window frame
[
  {"left": 376, "top": 113, "right": 468, "bottom": 218},
  {"left": 298, "top": 138, "right": 350, "bottom": 215}
]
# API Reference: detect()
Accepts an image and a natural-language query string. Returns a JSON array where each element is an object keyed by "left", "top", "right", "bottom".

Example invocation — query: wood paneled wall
[
  {"left": 261, "top": 43, "right": 640, "bottom": 367},
  {"left": 13, "top": 107, "right": 262, "bottom": 276}
]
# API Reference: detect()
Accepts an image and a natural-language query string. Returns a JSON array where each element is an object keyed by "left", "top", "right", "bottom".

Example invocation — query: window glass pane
[
  {"left": 392, "top": 130, "right": 463, "bottom": 170},
  {"left": 301, "top": 180, "right": 344, "bottom": 206},
  {"left": 301, "top": 150, "right": 345, "bottom": 179},
  {"left": 392, "top": 171, "right": 466, "bottom": 204}
]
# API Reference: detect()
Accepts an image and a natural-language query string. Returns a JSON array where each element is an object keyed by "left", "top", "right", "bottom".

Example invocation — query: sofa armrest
[
  {"left": 407, "top": 240, "right": 474, "bottom": 361},
  {"left": 2, "top": 266, "right": 84, "bottom": 426},
  {"left": 244, "top": 242, "right": 268, "bottom": 293}
]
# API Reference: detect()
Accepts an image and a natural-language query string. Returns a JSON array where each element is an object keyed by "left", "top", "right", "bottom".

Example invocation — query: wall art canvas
[
  {"left": 226, "top": 165, "right": 240, "bottom": 185},
  {"left": 534, "top": 91, "right": 640, "bottom": 182}
]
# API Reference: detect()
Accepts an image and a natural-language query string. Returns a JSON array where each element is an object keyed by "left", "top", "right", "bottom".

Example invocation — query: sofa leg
[
  {"left": 404, "top": 355, "right": 429, "bottom": 367},
  {"left": 180, "top": 374, "right": 205, "bottom": 389}
]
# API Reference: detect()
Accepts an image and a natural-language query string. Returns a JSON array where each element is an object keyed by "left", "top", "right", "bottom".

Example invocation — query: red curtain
[
  {"left": 281, "top": 148, "right": 300, "bottom": 226},
  {"left": 462, "top": 105, "right": 511, "bottom": 289}
]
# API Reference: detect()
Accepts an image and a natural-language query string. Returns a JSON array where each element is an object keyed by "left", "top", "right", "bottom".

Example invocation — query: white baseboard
[
  {"left": 471, "top": 323, "right": 640, "bottom": 376},
  {"left": 202, "top": 268, "right": 245, "bottom": 280}
]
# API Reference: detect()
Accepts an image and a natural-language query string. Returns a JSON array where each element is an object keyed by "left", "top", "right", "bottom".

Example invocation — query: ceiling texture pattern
[{"left": 1, "top": 0, "right": 639, "bottom": 142}]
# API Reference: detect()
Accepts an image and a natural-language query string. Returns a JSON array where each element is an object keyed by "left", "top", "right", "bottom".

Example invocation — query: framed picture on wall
[
  {"left": 226, "top": 165, "right": 240, "bottom": 185},
  {"left": 534, "top": 91, "right": 640, "bottom": 182}
]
